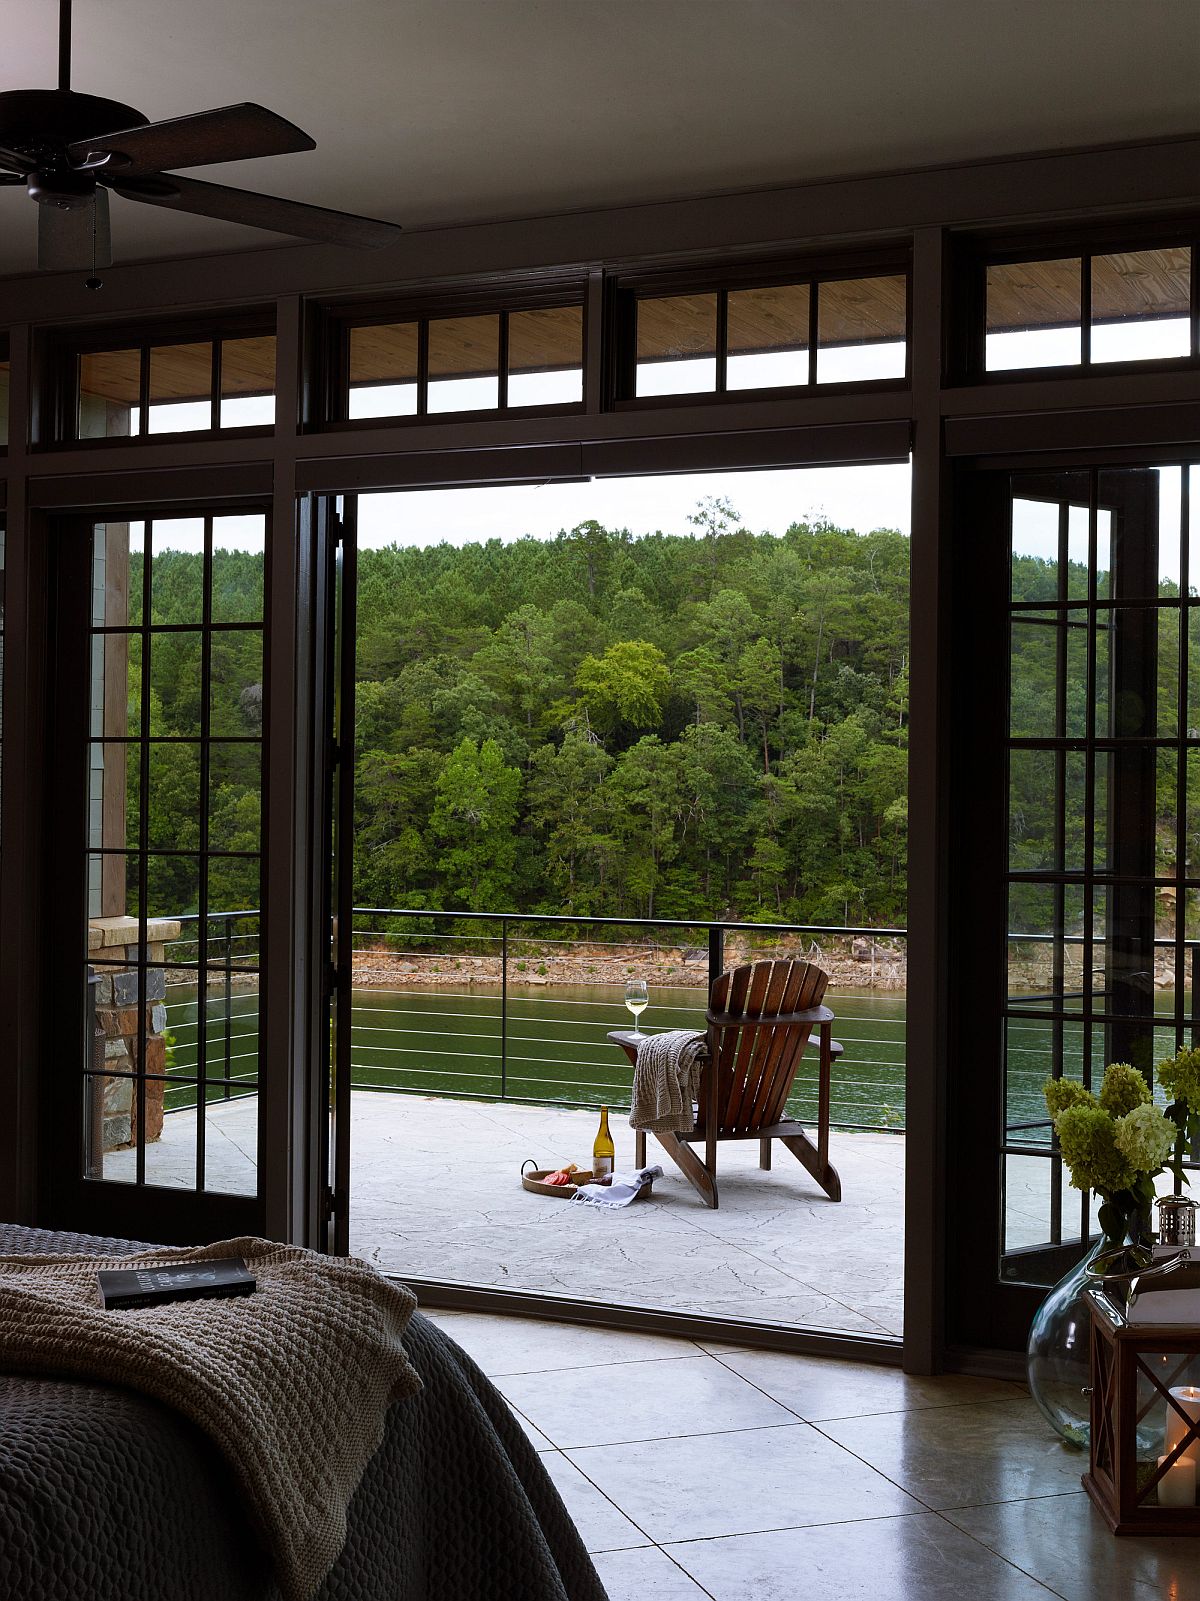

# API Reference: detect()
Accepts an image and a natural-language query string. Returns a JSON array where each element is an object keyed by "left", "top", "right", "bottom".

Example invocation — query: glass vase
[{"left": 1026, "top": 1239, "right": 1105, "bottom": 1449}]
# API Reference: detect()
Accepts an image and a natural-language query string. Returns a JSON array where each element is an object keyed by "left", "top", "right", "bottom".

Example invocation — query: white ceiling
[{"left": 0, "top": 0, "right": 1198, "bottom": 276}]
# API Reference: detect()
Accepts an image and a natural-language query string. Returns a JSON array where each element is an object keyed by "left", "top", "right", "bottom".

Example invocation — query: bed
[{"left": 0, "top": 1225, "right": 608, "bottom": 1601}]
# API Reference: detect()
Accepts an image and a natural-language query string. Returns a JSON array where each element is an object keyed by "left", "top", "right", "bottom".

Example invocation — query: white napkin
[{"left": 571, "top": 1165, "right": 663, "bottom": 1208}]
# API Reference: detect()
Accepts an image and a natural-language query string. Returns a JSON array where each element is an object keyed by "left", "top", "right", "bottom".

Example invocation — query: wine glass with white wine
[{"left": 624, "top": 978, "right": 649, "bottom": 1040}]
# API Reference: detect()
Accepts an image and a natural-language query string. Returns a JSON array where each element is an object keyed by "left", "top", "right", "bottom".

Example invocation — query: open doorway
[{"left": 335, "top": 463, "right": 912, "bottom": 1339}]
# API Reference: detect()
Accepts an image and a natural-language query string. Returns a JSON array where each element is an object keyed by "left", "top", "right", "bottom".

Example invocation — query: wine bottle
[{"left": 593, "top": 1105, "right": 615, "bottom": 1182}]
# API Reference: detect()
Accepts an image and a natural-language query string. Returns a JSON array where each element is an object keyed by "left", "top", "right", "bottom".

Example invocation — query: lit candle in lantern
[
  {"left": 1158, "top": 1453, "right": 1197, "bottom": 1508},
  {"left": 1164, "top": 1386, "right": 1200, "bottom": 1463}
]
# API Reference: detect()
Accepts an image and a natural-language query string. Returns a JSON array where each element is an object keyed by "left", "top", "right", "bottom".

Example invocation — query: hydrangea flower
[
  {"left": 1099, "top": 1062, "right": 1152, "bottom": 1118},
  {"left": 1043, "top": 1078, "right": 1096, "bottom": 1120},
  {"left": 1054, "top": 1104, "right": 1135, "bottom": 1195},
  {"left": 1113, "top": 1101, "right": 1176, "bottom": 1175},
  {"left": 1160, "top": 1046, "right": 1200, "bottom": 1111}
]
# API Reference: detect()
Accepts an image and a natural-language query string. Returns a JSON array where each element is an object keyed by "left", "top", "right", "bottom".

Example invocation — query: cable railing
[
  {"left": 160, "top": 910, "right": 261, "bottom": 1113},
  {"left": 142, "top": 908, "right": 1198, "bottom": 1144},
  {"left": 1003, "top": 930, "right": 1200, "bottom": 1152},
  {"left": 347, "top": 909, "right": 908, "bottom": 1132}
]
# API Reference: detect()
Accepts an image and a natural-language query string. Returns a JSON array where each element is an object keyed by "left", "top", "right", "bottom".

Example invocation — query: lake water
[
  {"left": 161, "top": 979, "right": 1194, "bottom": 1135},
  {"left": 349, "top": 980, "right": 908, "bottom": 1129}
]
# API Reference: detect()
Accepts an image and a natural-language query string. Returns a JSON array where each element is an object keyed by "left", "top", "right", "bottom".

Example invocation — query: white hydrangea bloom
[{"left": 1113, "top": 1101, "right": 1176, "bottom": 1174}]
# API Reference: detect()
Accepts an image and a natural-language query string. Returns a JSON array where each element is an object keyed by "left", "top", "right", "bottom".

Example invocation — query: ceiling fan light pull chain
[{"left": 84, "top": 193, "right": 102, "bottom": 290}]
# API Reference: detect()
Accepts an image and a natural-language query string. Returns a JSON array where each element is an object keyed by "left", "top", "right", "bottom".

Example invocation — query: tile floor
[{"left": 424, "top": 1307, "right": 1200, "bottom": 1601}]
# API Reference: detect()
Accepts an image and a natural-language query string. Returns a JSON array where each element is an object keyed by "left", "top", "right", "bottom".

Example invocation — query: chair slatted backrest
[{"left": 702, "top": 959, "right": 830, "bottom": 1136}]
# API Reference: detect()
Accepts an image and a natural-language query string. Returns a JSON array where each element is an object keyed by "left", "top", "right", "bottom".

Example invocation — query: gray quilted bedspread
[{"left": 0, "top": 1226, "right": 608, "bottom": 1601}]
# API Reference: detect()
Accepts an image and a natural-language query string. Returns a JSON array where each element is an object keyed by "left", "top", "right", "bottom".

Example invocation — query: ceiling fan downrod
[{"left": 58, "top": 0, "right": 72, "bottom": 94}]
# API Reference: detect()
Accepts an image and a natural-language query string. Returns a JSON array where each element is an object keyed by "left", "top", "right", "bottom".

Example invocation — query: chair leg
[
  {"left": 759, "top": 1137, "right": 772, "bottom": 1170},
  {"left": 779, "top": 1133, "right": 842, "bottom": 1202},
  {"left": 653, "top": 1131, "right": 718, "bottom": 1208},
  {"left": 635, "top": 1129, "right": 646, "bottom": 1168}
]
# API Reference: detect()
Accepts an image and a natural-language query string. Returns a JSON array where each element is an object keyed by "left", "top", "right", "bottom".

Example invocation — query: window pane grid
[
  {"left": 1004, "top": 466, "right": 1200, "bottom": 1278},
  {"left": 86, "top": 516, "right": 264, "bottom": 1194},
  {"left": 76, "top": 333, "right": 275, "bottom": 440},
  {"left": 986, "top": 246, "right": 1198, "bottom": 374},
  {"left": 634, "top": 273, "right": 909, "bottom": 398},
  {"left": 346, "top": 304, "right": 585, "bottom": 420},
  {"left": 1004, "top": 464, "right": 1200, "bottom": 1274}
]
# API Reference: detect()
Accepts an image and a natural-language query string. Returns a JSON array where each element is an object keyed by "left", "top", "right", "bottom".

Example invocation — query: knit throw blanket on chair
[
  {"left": 0, "top": 1237, "right": 422, "bottom": 1601},
  {"left": 629, "top": 1028, "right": 708, "bottom": 1133}
]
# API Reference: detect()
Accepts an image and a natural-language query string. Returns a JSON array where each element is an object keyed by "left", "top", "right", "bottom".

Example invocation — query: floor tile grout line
[
  {"left": 559, "top": 1462, "right": 671, "bottom": 1553},
  {"left": 560, "top": 1415, "right": 1069, "bottom": 1597},
  {"left": 803, "top": 1412, "right": 1084, "bottom": 1522},
  {"left": 929, "top": 1509, "right": 1071, "bottom": 1599},
  {"left": 537, "top": 1418, "right": 812, "bottom": 1452},
  {"left": 803, "top": 1418, "right": 945, "bottom": 1513},
  {"left": 481, "top": 1350, "right": 710, "bottom": 1379},
  {"left": 651, "top": 1542, "right": 719, "bottom": 1599},
  {"left": 796, "top": 1392, "right": 1033, "bottom": 1425},
  {"left": 658, "top": 1508, "right": 930, "bottom": 1548},
  {"left": 939, "top": 1487, "right": 1088, "bottom": 1513}
]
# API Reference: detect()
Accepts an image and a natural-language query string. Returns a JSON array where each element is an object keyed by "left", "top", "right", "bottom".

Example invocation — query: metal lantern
[
  {"left": 1085, "top": 1280, "right": 1200, "bottom": 1533},
  {"left": 1157, "top": 1195, "right": 1198, "bottom": 1250}
]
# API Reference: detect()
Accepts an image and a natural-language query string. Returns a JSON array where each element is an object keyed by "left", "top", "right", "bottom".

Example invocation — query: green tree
[
  {"left": 431, "top": 738, "right": 522, "bottom": 910},
  {"left": 574, "top": 641, "right": 671, "bottom": 740}
]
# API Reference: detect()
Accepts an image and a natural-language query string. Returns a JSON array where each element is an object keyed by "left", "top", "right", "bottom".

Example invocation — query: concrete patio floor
[{"left": 107, "top": 1089, "right": 906, "bottom": 1337}]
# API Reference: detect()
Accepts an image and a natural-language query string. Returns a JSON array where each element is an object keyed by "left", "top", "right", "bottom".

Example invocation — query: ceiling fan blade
[
  {"left": 67, "top": 103, "right": 315, "bottom": 178},
  {"left": 0, "top": 145, "right": 33, "bottom": 175},
  {"left": 38, "top": 188, "right": 111, "bottom": 272},
  {"left": 110, "top": 173, "right": 402, "bottom": 249},
  {"left": 0, "top": 173, "right": 25, "bottom": 186}
]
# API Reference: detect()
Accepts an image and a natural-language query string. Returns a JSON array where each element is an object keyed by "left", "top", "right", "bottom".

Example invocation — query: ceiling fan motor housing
[
  {"left": 0, "top": 89, "right": 149, "bottom": 153},
  {"left": 0, "top": 90, "right": 147, "bottom": 209}
]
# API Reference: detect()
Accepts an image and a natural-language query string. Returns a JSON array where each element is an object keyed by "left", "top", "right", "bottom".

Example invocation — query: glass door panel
[
  {"left": 48, "top": 510, "right": 268, "bottom": 1239},
  {"left": 1000, "top": 466, "right": 1199, "bottom": 1292}
]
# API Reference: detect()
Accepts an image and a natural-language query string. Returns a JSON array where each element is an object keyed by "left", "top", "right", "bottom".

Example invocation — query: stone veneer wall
[{"left": 88, "top": 916, "right": 182, "bottom": 1152}]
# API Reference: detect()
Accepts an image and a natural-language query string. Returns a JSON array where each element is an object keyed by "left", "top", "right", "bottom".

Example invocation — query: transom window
[
  {"left": 342, "top": 301, "right": 585, "bottom": 420},
  {"left": 630, "top": 272, "right": 908, "bottom": 398},
  {"left": 69, "top": 328, "right": 276, "bottom": 441},
  {"left": 984, "top": 245, "right": 1196, "bottom": 373}
]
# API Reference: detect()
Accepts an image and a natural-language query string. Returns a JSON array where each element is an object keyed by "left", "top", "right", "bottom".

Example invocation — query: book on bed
[{"left": 97, "top": 1256, "right": 257, "bottom": 1310}]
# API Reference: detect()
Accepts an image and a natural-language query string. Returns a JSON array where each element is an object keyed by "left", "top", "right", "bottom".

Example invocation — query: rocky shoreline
[{"left": 351, "top": 934, "right": 907, "bottom": 992}]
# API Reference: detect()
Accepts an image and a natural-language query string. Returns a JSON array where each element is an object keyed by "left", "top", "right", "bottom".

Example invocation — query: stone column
[{"left": 87, "top": 915, "right": 182, "bottom": 1150}]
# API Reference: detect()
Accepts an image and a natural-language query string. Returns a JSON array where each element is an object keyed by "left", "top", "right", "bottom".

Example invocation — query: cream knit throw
[
  {"left": 0, "top": 1236, "right": 422, "bottom": 1601},
  {"left": 629, "top": 1028, "right": 708, "bottom": 1133}
]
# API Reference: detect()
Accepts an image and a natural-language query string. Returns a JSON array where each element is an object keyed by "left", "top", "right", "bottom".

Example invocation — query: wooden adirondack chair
[{"left": 608, "top": 957, "right": 843, "bottom": 1209}]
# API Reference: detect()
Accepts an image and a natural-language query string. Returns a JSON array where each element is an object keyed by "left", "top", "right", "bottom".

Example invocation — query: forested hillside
[{"left": 352, "top": 500, "right": 910, "bottom": 925}]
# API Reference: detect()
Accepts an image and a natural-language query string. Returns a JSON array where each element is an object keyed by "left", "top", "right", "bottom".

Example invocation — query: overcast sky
[{"left": 356, "top": 463, "right": 913, "bottom": 548}]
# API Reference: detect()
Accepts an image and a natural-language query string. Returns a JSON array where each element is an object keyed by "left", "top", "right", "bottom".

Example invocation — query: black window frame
[
  {"left": 955, "top": 216, "right": 1200, "bottom": 385},
  {"left": 610, "top": 246, "right": 912, "bottom": 408},
  {"left": 321, "top": 277, "right": 590, "bottom": 429},
  {"left": 44, "top": 309, "right": 279, "bottom": 448}
]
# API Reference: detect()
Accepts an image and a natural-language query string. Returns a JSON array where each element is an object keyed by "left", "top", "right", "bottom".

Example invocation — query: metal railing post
[
  {"left": 224, "top": 919, "right": 234, "bottom": 1100},
  {"left": 500, "top": 917, "right": 508, "bottom": 1101},
  {"left": 708, "top": 924, "right": 724, "bottom": 991}
]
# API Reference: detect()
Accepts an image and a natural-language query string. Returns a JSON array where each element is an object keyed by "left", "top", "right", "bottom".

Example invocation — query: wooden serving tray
[{"left": 520, "top": 1163, "right": 653, "bottom": 1200}]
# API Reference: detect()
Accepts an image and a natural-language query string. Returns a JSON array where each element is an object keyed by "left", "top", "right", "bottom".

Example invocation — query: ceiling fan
[{"left": 0, "top": 0, "right": 403, "bottom": 279}]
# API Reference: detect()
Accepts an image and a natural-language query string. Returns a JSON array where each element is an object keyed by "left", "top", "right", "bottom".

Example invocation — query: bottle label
[{"left": 593, "top": 1155, "right": 614, "bottom": 1179}]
